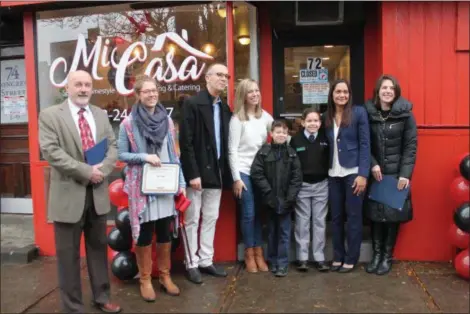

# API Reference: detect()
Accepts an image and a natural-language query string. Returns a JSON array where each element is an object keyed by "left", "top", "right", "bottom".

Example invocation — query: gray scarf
[{"left": 132, "top": 102, "right": 168, "bottom": 154}]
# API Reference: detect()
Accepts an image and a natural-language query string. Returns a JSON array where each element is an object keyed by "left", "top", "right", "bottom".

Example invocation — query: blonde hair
[
  {"left": 133, "top": 75, "right": 158, "bottom": 95},
  {"left": 233, "top": 79, "right": 263, "bottom": 121}
]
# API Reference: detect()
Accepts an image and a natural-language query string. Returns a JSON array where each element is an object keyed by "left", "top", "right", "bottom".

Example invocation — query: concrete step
[{"left": 237, "top": 222, "right": 373, "bottom": 263}]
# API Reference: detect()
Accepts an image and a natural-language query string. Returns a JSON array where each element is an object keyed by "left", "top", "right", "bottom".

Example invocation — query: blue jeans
[
  {"left": 239, "top": 173, "right": 263, "bottom": 248},
  {"left": 267, "top": 212, "right": 291, "bottom": 268},
  {"left": 329, "top": 174, "right": 364, "bottom": 265}
]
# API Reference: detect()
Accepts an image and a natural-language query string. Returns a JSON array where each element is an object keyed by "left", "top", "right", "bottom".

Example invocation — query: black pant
[
  {"left": 136, "top": 216, "right": 173, "bottom": 246},
  {"left": 54, "top": 186, "right": 110, "bottom": 313}
]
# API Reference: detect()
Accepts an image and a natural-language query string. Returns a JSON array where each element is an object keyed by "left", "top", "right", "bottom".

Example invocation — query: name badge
[
  {"left": 320, "top": 142, "right": 328, "bottom": 146},
  {"left": 296, "top": 147, "right": 306, "bottom": 152}
]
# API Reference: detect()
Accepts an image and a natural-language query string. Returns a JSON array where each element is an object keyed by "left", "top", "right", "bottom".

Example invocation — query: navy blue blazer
[{"left": 324, "top": 105, "right": 371, "bottom": 178}]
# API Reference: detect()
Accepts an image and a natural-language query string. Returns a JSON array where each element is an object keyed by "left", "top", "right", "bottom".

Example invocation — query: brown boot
[
  {"left": 134, "top": 245, "right": 156, "bottom": 302},
  {"left": 244, "top": 248, "right": 258, "bottom": 273},
  {"left": 254, "top": 247, "right": 269, "bottom": 272},
  {"left": 157, "top": 242, "right": 180, "bottom": 296}
]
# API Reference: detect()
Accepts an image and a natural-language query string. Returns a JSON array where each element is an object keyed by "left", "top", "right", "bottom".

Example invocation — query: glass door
[
  {"left": 283, "top": 45, "right": 350, "bottom": 114},
  {"left": 271, "top": 26, "right": 364, "bottom": 136}
]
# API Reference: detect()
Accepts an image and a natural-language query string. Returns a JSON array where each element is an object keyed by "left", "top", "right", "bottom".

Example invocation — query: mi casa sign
[{"left": 49, "top": 30, "right": 215, "bottom": 96}]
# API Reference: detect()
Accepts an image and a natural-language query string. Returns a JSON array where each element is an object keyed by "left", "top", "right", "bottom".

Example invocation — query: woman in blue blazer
[{"left": 324, "top": 79, "right": 371, "bottom": 273}]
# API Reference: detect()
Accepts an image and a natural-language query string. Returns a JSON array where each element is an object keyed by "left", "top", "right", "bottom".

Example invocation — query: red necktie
[{"left": 78, "top": 108, "right": 95, "bottom": 151}]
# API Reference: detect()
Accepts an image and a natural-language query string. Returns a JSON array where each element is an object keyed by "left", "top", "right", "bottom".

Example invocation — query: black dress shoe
[
  {"left": 269, "top": 264, "right": 278, "bottom": 274},
  {"left": 330, "top": 262, "right": 343, "bottom": 272},
  {"left": 314, "top": 261, "right": 330, "bottom": 272},
  {"left": 186, "top": 267, "right": 203, "bottom": 284},
  {"left": 338, "top": 265, "right": 355, "bottom": 273},
  {"left": 275, "top": 266, "right": 288, "bottom": 277},
  {"left": 199, "top": 264, "right": 227, "bottom": 277},
  {"left": 296, "top": 261, "right": 309, "bottom": 272}
]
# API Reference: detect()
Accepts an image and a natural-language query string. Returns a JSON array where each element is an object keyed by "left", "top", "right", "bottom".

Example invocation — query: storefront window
[
  {"left": 36, "top": 2, "right": 227, "bottom": 137},
  {"left": 36, "top": 2, "right": 230, "bottom": 220}
]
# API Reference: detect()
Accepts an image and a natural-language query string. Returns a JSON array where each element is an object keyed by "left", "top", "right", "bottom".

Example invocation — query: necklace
[{"left": 379, "top": 111, "right": 389, "bottom": 121}]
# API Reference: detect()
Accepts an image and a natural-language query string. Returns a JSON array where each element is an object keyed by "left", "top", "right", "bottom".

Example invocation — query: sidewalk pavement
[{"left": 1, "top": 257, "right": 468, "bottom": 313}]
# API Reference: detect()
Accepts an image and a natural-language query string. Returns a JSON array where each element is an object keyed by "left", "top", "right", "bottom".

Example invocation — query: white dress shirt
[
  {"left": 304, "top": 129, "right": 317, "bottom": 141},
  {"left": 68, "top": 98, "right": 97, "bottom": 142},
  {"left": 328, "top": 120, "right": 358, "bottom": 177}
]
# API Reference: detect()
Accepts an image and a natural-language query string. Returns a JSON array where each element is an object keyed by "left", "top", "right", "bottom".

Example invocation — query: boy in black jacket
[
  {"left": 250, "top": 120, "right": 302, "bottom": 277},
  {"left": 289, "top": 108, "right": 330, "bottom": 272}
]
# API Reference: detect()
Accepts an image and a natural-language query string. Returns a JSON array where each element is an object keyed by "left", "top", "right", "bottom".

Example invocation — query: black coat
[
  {"left": 250, "top": 143, "right": 302, "bottom": 215},
  {"left": 364, "top": 97, "right": 418, "bottom": 222},
  {"left": 179, "top": 89, "right": 233, "bottom": 189}
]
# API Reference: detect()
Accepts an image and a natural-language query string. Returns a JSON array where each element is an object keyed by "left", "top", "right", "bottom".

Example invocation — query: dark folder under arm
[
  {"left": 84, "top": 138, "right": 108, "bottom": 165},
  {"left": 368, "top": 175, "right": 410, "bottom": 210}
]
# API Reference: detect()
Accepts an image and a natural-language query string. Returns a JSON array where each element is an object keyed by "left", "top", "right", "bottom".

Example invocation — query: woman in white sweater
[{"left": 228, "top": 78, "right": 274, "bottom": 273}]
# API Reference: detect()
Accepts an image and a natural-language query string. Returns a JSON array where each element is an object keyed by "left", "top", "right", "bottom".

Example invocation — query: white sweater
[{"left": 228, "top": 110, "right": 274, "bottom": 182}]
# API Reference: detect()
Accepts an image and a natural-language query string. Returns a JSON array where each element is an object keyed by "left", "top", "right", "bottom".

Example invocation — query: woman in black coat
[{"left": 364, "top": 75, "right": 417, "bottom": 275}]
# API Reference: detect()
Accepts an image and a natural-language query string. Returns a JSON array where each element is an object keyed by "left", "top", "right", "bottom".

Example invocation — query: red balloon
[
  {"left": 449, "top": 176, "right": 470, "bottom": 207},
  {"left": 108, "top": 179, "right": 128, "bottom": 207},
  {"left": 454, "top": 249, "right": 470, "bottom": 280},
  {"left": 449, "top": 223, "right": 470, "bottom": 249}
]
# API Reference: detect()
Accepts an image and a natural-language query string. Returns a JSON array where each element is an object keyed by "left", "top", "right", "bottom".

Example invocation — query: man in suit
[
  {"left": 39, "top": 70, "right": 121, "bottom": 313},
  {"left": 179, "top": 63, "right": 233, "bottom": 284}
]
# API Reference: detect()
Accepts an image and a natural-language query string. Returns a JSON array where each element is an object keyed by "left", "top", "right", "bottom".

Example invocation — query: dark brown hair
[
  {"left": 373, "top": 74, "right": 401, "bottom": 108},
  {"left": 325, "top": 79, "right": 353, "bottom": 128},
  {"left": 271, "top": 119, "right": 288, "bottom": 132},
  {"left": 302, "top": 107, "right": 321, "bottom": 120}
]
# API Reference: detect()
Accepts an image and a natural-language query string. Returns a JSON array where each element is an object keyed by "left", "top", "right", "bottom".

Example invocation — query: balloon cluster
[
  {"left": 448, "top": 153, "right": 470, "bottom": 280},
  {"left": 107, "top": 167, "right": 138, "bottom": 281}
]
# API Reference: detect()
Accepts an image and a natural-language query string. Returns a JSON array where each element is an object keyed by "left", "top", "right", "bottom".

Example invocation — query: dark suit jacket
[
  {"left": 179, "top": 89, "right": 233, "bottom": 189},
  {"left": 325, "top": 105, "right": 371, "bottom": 178}
]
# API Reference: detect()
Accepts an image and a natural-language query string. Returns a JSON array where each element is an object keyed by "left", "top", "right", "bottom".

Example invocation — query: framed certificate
[{"left": 141, "top": 163, "right": 180, "bottom": 195}]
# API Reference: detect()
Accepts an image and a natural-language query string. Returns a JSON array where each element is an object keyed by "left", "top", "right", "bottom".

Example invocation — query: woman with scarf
[{"left": 118, "top": 75, "right": 185, "bottom": 302}]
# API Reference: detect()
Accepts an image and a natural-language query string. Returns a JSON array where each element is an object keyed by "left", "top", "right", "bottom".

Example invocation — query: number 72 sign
[
  {"left": 307, "top": 57, "right": 323, "bottom": 70},
  {"left": 299, "top": 57, "right": 328, "bottom": 84}
]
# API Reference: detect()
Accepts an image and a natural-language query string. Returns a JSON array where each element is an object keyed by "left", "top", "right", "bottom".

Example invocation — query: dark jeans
[
  {"left": 267, "top": 211, "right": 292, "bottom": 268},
  {"left": 239, "top": 173, "right": 263, "bottom": 248},
  {"left": 136, "top": 216, "right": 173, "bottom": 246},
  {"left": 329, "top": 174, "right": 364, "bottom": 265}
]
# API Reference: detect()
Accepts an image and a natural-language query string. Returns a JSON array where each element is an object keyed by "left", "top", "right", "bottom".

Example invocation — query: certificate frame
[{"left": 141, "top": 162, "right": 180, "bottom": 195}]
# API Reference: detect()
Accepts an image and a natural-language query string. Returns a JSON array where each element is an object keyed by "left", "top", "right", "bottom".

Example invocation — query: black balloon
[
  {"left": 454, "top": 203, "right": 470, "bottom": 233},
  {"left": 459, "top": 154, "right": 470, "bottom": 181},
  {"left": 115, "top": 209, "right": 131, "bottom": 234},
  {"left": 107, "top": 227, "right": 132, "bottom": 252},
  {"left": 111, "top": 251, "right": 138, "bottom": 281}
]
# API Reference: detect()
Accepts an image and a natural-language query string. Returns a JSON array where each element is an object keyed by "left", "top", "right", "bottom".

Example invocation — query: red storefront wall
[
  {"left": 12, "top": 1, "right": 470, "bottom": 262},
  {"left": 365, "top": 1, "right": 469, "bottom": 261}
]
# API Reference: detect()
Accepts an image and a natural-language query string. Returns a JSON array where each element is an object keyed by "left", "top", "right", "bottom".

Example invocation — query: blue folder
[
  {"left": 84, "top": 138, "right": 108, "bottom": 165},
  {"left": 368, "top": 175, "right": 410, "bottom": 210}
]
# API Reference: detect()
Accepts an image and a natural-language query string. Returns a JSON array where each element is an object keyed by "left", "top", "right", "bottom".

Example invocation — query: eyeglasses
[
  {"left": 211, "top": 72, "right": 231, "bottom": 80},
  {"left": 140, "top": 89, "right": 159, "bottom": 95}
]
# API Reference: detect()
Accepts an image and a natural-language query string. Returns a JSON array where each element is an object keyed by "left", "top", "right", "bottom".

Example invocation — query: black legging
[{"left": 136, "top": 216, "right": 173, "bottom": 246}]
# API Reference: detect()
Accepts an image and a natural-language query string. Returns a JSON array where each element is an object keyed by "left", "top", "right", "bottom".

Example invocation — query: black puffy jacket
[
  {"left": 250, "top": 143, "right": 302, "bottom": 215},
  {"left": 365, "top": 97, "right": 418, "bottom": 222}
]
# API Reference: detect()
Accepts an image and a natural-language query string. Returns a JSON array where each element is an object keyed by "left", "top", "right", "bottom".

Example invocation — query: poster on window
[
  {"left": 302, "top": 83, "right": 329, "bottom": 105},
  {"left": 1, "top": 59, "right": 28, "bottom": 124}
]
